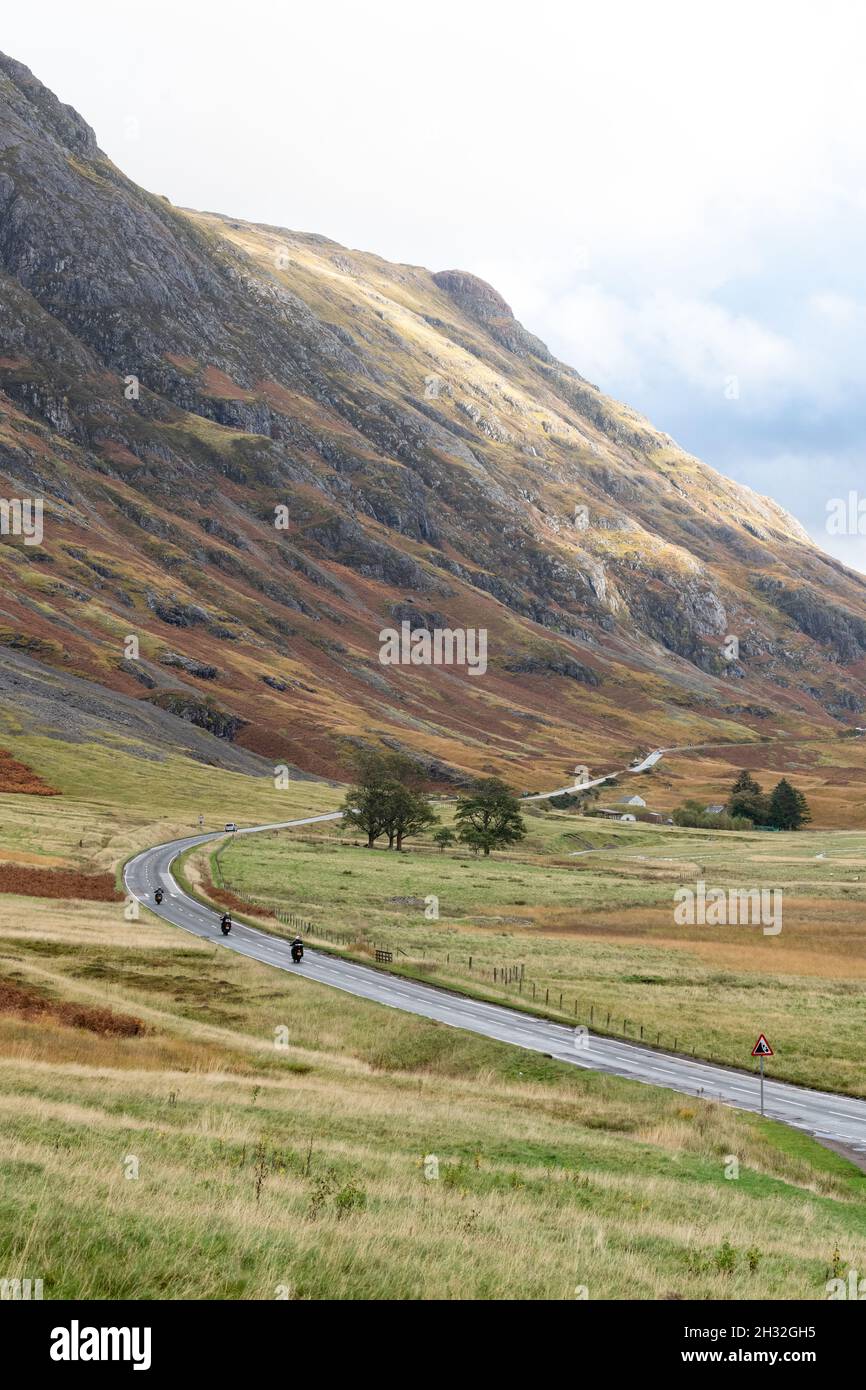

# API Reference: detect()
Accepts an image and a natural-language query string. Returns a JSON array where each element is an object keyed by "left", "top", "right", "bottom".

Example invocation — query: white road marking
[{"left": 121, "top": 752, "right": 866, "bottom": 1156}]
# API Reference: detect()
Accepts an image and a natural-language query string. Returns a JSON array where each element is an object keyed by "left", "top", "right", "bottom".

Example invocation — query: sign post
[{"left": 751, "top": 1034, "right": 774, "bottom": 1116}]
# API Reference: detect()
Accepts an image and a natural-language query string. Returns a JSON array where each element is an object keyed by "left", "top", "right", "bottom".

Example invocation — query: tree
[
  {"left": 341, "top": 749, "right": 438, "bottom": 849},
  {"left": 341, "top": 758, "right": 394, "bottom": 848},
  {"left": 768, "top": 778, "right": 811, "bottom": 830},
  {"left": 384, "top": 783, "right": 438, "bottom": 850},
  {"left": 454, "top": 778, "right": 526, "bottom": 856},
  {"left": 672, "top": 799, "right": 711, "bottom": 828},
  {"left": 433, "top": 827, "right": 455, "bottom": 853},
  {"left": 793, "top": 786, "right": 812, "bottom": 828},
  {"left": 672, "top": 800, "right": 753, "bottom": 831},
  {"left": 728, "top": 772, "right": 770, "bottom": 825}
]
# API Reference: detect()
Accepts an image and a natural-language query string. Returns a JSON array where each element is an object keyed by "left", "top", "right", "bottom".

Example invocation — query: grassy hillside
[{"left": 0, "top": 734, "right": 341, "bottom": 879}]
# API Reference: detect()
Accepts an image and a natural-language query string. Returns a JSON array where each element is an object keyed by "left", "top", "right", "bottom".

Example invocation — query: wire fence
[{"left": 211, "top": 866, "right": 694, "bottom": 1055}]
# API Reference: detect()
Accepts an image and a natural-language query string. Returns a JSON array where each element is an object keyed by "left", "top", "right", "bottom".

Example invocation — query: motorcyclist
[
  {"left": 220, "top": 912, "right": 232, "bottom": 936},
  {"left": 154, "top": 888, "right": 164, "bottom": 905},
  {"left": 290, "top": 936, "right": 304, "bottom": 963}
]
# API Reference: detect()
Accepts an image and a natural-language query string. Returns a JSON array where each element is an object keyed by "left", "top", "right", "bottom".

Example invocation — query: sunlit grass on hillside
[
  {"left": 0, "top": 736, "right": 341, "bottom": 875},
  {"left": 655, "top": 741, "right": 866, "bottom": 829}
]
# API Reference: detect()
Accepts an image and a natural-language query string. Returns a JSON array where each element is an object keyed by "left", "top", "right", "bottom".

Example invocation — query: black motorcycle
[
  {"left": 290, "top": 938, "right": 304, "bottom": 963},
  {"left": 154, "top": 888, "right": 164, "bottom": 905},
  {"left": 220, "top": 914, "right": 232, "bottom": 936}
]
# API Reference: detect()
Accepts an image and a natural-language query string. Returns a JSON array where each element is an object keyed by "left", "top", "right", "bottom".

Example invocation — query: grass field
[
  {"left": 650, "top": 738, "right": 866, "bottom": 829},
  {"left": 0, "top": 733, "right": 865, "bottom": 1298},
  {"left": 216, "top": 806, "right": 866, "bottom": 1096},
  {"left": 1, "top": 895, "right": 864, "bottom": 1299},
  {"left": 0, "top": 734, "right": 342, "bottom": 882}
]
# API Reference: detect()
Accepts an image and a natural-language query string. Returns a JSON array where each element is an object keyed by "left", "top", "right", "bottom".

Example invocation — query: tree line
[
  {"left": 727, "top": 769, "right": 811, "bottom": 830},
  {"left": 673, "top": 770, "right": 811, "bottom": 831},
  {"left": 340, "top": 750, "right": 526, "bottom": 855}
]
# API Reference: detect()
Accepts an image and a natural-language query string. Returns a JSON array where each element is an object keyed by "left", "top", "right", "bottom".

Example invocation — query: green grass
[
  {"left": 216, "top": 811, "right": 866, "bottom": 1095},
  {"left": 1, "top": 740, "right": 864, "bottom": 1298},
  {"left": 0, "top": 734, "right": 341, "bottom": 875},
  {"left": 0, "top": 897, "right": 864, "bottom": 1299}
]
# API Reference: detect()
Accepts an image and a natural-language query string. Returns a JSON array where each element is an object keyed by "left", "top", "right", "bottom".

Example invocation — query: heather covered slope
[{"left": 2, "top": 51, "right": 866, "bottom": 789}]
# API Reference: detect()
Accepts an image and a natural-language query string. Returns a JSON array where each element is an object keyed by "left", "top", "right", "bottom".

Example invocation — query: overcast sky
[{"left": 6, "top": 1, "right": 866, "bottom": 570}]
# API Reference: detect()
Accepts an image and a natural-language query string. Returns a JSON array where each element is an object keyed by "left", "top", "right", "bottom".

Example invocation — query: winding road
[{"left": 123, "top": 750, "right": 866, "bottom": 1163}]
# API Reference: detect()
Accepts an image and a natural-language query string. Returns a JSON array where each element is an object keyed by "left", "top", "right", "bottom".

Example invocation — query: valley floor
[
  {"left": 214, "top": 808, "right": 866, "bottom": 1097},
  {"left": 1, "top": 896, "right": 864, "bottom": 1299},
  {"left": 0, "top": 735, "right": 864, "bottom": 1298}
]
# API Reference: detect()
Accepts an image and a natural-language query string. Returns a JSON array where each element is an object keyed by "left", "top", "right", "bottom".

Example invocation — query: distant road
[
  {"left": 123, "top": 750, "right": 866, "bottom": 1162},
  {"left": 522, "top": 747, "right": 665, "bottom": 801}
]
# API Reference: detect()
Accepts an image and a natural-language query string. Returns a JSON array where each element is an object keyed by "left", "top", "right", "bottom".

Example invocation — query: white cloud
[
  {"left": 810, "top": 292, "right": 862, "bottom": 324},
  {"left": 539, "top": 287, "right": 801, "bottom": 403},
  {"left": 811, "top": 531, "right": 866, "bottom": 575}
]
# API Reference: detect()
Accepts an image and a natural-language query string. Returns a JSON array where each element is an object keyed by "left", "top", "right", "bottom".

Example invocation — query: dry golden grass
[
  {"left": 214, "top": 808, "right": 866, "bottom": 1094},
  {"left": 0, "top": 741, "right": 864, "bottom": 1297},
  {"left": 1, "top": 892, "right": 864, "bottom": 1300}
]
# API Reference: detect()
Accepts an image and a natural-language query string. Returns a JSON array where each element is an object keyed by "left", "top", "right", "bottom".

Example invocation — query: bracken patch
[
  {"left": 0, "top": 747, "right": 61, "bottom": 796},
  {"left": 0, "top": 977, "right": 146, "bottom": 1036},
  {"left": 0, "top": 866, "right": 121, "bottom": 900}
]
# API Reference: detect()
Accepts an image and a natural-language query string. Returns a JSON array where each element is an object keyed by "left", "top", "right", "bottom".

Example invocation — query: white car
[{"left": 224, "top": 822, "right": 237, "bottom": 833}]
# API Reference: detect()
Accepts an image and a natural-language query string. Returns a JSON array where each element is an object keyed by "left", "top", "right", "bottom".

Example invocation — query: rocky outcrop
[
  {"left": 755, "top": 578, "right": 866, "bottom": 664},
  {"left": 159, "top": 650, "right": 219, "bottom": 680},
  {"left": 146, "top": 692, "right": 246, "bottom": 740},
  {"left": 433, "top": 269, "right": 553, "bottom": 362},
  {"left": 503, "top": 650, "right": 600, "bottom": 686}
]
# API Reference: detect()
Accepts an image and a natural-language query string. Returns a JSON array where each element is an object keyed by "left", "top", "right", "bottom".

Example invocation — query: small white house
[{"left": 619, "top": 794, "right": 646, "bottom": 807}]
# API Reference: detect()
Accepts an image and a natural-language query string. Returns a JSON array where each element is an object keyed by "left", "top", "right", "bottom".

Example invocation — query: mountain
[{"left": 2, "top": 51, "right": 866, "bottom": 788}]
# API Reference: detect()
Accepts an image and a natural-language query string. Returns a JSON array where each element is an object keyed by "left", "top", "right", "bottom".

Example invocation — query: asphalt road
[{"left": 123, "top": 757, "right": 866, "bottom": 1162}]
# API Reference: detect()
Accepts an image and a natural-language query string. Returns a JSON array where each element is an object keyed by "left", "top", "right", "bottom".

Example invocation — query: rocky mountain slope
[{"left": 2, "top": 50, "right": 866, "bottom": 786}]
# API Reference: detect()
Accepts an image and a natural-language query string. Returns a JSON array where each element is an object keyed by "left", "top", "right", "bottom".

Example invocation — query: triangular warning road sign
[{"left": 751, "top": 1033, "right": 774, "bottom": 1057}]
